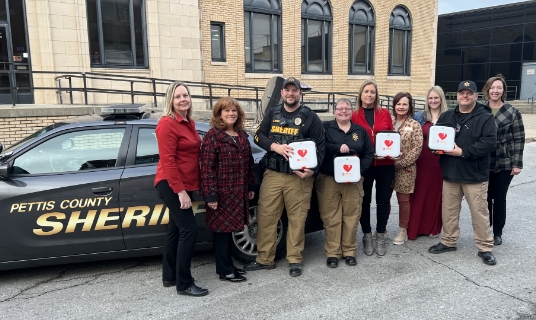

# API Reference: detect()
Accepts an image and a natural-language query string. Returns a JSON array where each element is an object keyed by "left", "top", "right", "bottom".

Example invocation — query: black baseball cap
[
  {"left": 282, "top": 77, "right": 301, "bottom": 91},
  {"left": 457, "top": 80, "right": 477, "bottom": 93}
]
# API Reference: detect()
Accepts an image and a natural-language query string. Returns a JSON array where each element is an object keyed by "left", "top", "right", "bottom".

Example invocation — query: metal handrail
[
  {"left": 529, "top": 94, "right": 536, "bottom": 115},
  {"left": 1, "top": 70, "right": 426, "bottom": 114}
]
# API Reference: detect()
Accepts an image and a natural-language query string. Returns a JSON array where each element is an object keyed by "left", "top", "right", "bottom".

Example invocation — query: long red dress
[{"left": 407, "top": 122, "right": 443, "bottom": 239}]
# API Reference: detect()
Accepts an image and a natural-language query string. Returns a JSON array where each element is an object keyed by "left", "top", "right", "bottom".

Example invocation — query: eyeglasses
[{"left": 335, "top": 108, "right": 353, "bottom": 112}]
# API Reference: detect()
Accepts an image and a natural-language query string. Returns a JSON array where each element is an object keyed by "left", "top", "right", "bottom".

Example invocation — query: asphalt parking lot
[{"left": 1, "top": 145, "right": 535, "bottom": 320}]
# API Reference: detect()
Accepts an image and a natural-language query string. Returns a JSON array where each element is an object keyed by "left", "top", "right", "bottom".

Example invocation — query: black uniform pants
[
  {"left": 214, "top": 232, "right": 234, "bottom": 276},
  {"left": 487, "top": 170, "right": 514, "bottom": 237},
  {"left": 156, "top": 180, "right": 197, "bottom": 291},
  {"left": 360, "top": 165, "right": 395, "bottom": 234}
]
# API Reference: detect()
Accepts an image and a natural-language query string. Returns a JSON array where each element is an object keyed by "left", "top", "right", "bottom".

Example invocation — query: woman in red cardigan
[
  {"left": 200, "top": 97, "right": 255, "bottom": 283},
  {"left": 154, "top": 82, "right": 208, "bottom": 297},
  {"left": 351, "top": 81, "right": 395, "bottom": 256}
]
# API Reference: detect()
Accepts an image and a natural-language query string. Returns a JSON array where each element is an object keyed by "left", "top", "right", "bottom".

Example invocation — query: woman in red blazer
[
  {"left": 154, "top": 82, "right": 208, "bottom": 297},
  {"left": 351, "top": 81, "right": 395, "bottom": 256},
  {"left": 200, "top": 97, "right": 255, "bottom": 283}
]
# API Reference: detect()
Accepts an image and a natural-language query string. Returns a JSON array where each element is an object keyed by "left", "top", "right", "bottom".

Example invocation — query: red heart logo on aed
[
  {"left": 384, "top": 140, "right": 393, "bottom": 147},
  {"left": 438, "top": 133, "right": 447, "bottom": 140},
  {"left": 343, "top": 164, "right": 352, "bottom": 172},
  {"left": 297, "top": 149, "right": 307, "bottom": 157}
]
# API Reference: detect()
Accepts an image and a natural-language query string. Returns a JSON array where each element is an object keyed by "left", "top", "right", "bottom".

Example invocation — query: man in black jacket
[{"left": 428, "top": 80, "right": 498, "bottom": 265}]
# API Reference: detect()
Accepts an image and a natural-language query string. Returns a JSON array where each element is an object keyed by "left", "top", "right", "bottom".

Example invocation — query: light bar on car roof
[{"left": 100, "top": 103, "right": 148, "bottom": 115}]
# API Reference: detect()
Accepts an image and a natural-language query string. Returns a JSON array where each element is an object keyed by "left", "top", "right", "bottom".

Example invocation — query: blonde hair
[
  {"left": 425, "top": 86, "right": 448, "bottom": 122},
  {"left": 162, "top": 81, "right": 192, "bottom": 119},
  {"left": 210, "top": 97, "right": 245, "bottom": 132},
  {"left": 357, "top": 80, "right": 381, "bottom": 110},
  {"left": 482, "top": 74, "right": 507, "bottom": 101}
]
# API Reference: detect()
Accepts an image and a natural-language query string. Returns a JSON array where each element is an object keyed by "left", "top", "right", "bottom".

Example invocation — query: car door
[
  {"left": 0, "top": 125, "right": 130, "bottom": 263},
  {"left": 119, "top": 125, "right": 212, "bottom": 250}
]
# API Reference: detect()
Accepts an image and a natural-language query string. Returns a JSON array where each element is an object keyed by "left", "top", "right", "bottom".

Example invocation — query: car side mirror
[
  {"left": 0, "top": 142, "right": 3, "bottom": 154},
  {"left": 0, "top": 162, "right": 10, "bottom": 179}
]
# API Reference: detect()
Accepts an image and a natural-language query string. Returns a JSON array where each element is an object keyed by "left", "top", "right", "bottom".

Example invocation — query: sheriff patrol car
[{"left": 0, "top": 105, "right": 322, "bottom": 271}]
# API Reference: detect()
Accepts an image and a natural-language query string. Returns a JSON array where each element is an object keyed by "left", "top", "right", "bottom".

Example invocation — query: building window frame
[
  {"left": 210, "top": 22, "right": 226, "bottom": 62},
  {"left": 301, "top": 0, "right": 332, "bottom": 74},
  {"left": 388, "top": 5, "right": 412, "bottom": 76},
  {"left": 243, "top": 0, "right": 282, "bottom": 73},
  {"left": 86, "top": 0, "right": 148, "bottom": 69},
  {"left": 349, "top": 0, "right": 375, "bottom": 75}
]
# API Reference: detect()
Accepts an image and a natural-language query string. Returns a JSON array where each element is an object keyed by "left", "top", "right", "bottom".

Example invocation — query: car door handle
[{"left": 92, "top": 187, "right": 113, "bottom": 195}]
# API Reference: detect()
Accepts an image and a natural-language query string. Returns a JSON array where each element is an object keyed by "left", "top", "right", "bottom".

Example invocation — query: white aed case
[
  {"left": 334, "top": 155, "right": 361, "bottom": 183},
  {"left": 288, "top": 140, "right": 317, "bottom": 170},
  {"left": 375, "top": 131, "right": 401, "bottom": 158},
  {"left": 428, "top": 125, "right": 455, "bottom": 152}
]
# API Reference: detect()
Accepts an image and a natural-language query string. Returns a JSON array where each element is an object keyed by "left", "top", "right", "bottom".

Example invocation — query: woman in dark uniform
[{"left": 316, "top": 98, "right": 373, "bottom": 267}]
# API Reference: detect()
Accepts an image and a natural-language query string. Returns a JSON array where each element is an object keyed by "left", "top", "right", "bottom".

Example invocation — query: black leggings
[
  {"left": 214, "top": 232, "right": 234, "bottom": 276},
  {"left": 156, "top": 180, "right": 197, "bottom": 291},
  {"left": 360, "top": 165, "right": 395, "bottom": 234},
  {"left": 488, "top": 170, "right": 514, "bottom": 237}
]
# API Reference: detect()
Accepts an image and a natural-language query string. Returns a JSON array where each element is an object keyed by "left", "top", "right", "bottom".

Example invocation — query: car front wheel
[{"left": 231, "top": 205, "right": 287, "bottom": 263}]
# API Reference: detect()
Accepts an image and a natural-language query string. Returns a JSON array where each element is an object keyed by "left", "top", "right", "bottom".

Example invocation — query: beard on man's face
[{"left": 283, "top": 96, "right": 300, "bottom": 108}]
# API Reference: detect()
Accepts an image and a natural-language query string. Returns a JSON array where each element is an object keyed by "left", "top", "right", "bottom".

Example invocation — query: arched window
[
  {"left": 301, "top": 0, "right": 332, "bottom": 73},
  {"left": 244, "top": 0, "right": 282, "bottom": 72},
  {"left": 389, "top": 5, "right": 412, "bottom": 75},
  {"left": 349, "top": 0, "right": 375, "bottom": 74}
]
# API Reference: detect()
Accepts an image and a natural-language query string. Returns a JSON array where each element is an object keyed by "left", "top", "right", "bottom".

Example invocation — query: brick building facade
[{"left": 199, "top": 0, "right": 438, "bottom": 98}]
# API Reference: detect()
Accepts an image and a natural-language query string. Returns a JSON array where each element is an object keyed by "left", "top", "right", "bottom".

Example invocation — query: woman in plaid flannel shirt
[{"left": 483, "top": 74, "right": 525, "bottom": 246}]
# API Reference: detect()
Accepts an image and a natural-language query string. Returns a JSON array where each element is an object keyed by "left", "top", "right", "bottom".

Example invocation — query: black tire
[{"left": 231, "top": 205, "right": 288, "bottom": 263}]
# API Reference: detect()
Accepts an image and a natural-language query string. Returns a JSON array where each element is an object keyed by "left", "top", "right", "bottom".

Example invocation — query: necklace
[{"left": 363, "top": 108, "right": 375, "bottom": 139}]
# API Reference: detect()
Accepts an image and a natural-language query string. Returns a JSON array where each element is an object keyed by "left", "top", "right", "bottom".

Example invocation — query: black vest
[{"left": 262, "top": 105, "right": 311, "bottom": 174}]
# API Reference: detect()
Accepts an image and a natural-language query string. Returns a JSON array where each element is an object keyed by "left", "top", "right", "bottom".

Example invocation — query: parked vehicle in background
[{"left": 0, "top": 106, "right": 322, "bottom": 271}]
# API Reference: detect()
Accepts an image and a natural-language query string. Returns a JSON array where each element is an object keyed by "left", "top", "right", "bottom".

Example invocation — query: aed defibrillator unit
[
  {"left": 375, "top": 131, "right": 401, "bottom": 158},
  {"left": 428, "top": 125, "right": 455, "bottom": 154},
  {"left": 334, "top": 153, "right": 361, "bottom": 184},
  {"left": 288, "top": 140, "right": 317, "bottom": 170}
]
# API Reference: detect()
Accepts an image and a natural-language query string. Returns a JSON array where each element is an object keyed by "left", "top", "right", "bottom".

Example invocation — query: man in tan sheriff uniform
[{"left": 244, "top": 77, "right": 325, "bottom": 277}]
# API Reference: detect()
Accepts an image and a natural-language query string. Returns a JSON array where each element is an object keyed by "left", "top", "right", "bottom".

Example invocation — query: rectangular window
[
  {"left": 350, "top": 25, "right": 373, "bottom": 74},
  {"left": 87, "top": 0, "right": 148, "bottom": 68},
  {"left": 391, "top": 29, "right": 405, "bottom": 73},
  {"left": 253, "top": 13, "right": 272, "bottom": 71},
  {"left": 210, "top": 22, "right": 226, "bottom": 62},
  {"left": 389, "top": 28, "right": 411, "bottom": 75},
  {"left": 302, "top": 19, "right": 331, "bottom": 74},
  {"left": 244, "top": 12, "right": 281, "bottom": 72}
]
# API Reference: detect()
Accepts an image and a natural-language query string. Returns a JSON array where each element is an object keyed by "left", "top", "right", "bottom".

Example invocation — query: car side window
[
  {"left": 135, "top": 128, "right": 159, "bottom": 165},
  {"left": 12, "top": 128, "right": 126, "bottom": 175}
]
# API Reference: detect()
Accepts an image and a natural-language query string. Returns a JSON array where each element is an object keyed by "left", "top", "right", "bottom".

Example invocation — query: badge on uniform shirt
[
  {"left": 295, "top": 117, "right": 302, "bottom": 125},
  {"left": 352, "top": 133, "right": 359, "bottom": 141}
]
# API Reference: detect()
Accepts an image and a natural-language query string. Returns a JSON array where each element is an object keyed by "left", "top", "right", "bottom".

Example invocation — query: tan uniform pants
[
  {"left": 256, "top": 169, "right": 314, "bottom": 265},
  {"left": 440, "top": 180, "right": 494, "bottom": 252},
  {"left": 316, "top": 174, "right": 364, "bottom": 258}
]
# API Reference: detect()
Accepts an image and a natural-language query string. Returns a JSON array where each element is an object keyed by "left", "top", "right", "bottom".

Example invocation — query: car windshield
[{"left": 2, "top": 123, "right": 68, "bottom": 155}]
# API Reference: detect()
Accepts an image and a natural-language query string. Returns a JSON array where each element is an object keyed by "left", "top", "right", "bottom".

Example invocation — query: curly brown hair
[{"left": 210, "top": 97, "right": 245, "bottom": 131}]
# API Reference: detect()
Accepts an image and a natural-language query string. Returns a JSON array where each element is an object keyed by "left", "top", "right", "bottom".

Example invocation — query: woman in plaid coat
[
  {"left": 200, "top": 97, "right": 255, "bottom": 282},
  {"left": 483, "top": 74, "right": 525, "bottom": 246}
]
